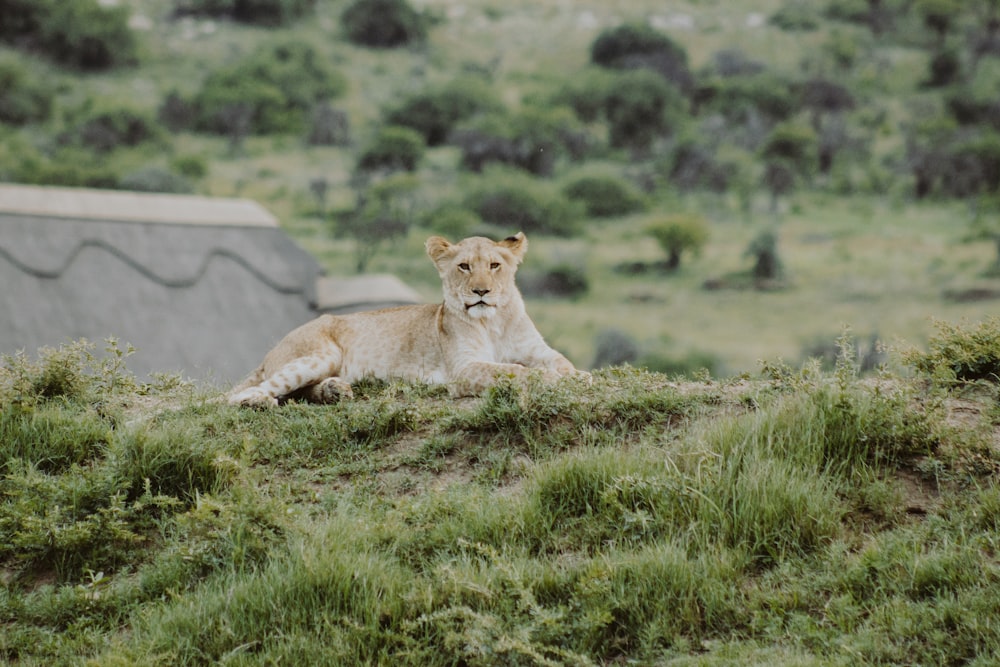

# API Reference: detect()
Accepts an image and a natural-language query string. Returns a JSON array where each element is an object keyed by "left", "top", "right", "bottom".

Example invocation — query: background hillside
[{"left": 2, "top": 0, "right": 1000, "bottom": 375}]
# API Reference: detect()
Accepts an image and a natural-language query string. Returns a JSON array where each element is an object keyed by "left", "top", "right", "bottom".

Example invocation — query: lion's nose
[{"left": 472, "top": 288, "right": 490, "bottom": 296}]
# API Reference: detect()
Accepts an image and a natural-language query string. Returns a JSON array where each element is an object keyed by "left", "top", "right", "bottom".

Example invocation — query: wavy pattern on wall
[{"left": 0, "top": 238, "right": 307, "bottom": 294}]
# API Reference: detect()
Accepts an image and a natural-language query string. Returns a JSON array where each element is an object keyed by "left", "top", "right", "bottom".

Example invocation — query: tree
[
  {"left": 176, "top": 0, "right": 316, "bottom": 25},
  {"left": 357, "top": 125, "right": 425, "bottom": 173},
  {"left": 917, "top": 0, "right": 960, "bottom": 43},
  {"left": 341, "top": 0, "right": 427, "bottom": 48},
  {"left": 0, "top": 56, "right": 54, "bottom": 126},
  {"left": 646, "top": 214, "right": 710, "bottom": 271},
  {"left": 385, "top": 77, "right": 502, "bottom": 146},
  {"left": 189, "top": 42, "right": 346, "bottom": 136},
  {"left": 603, "top": 69, "right": 686, "bottom": 151},
  {"left": 760, "top": 122, "right": 818, "bottom": 210},
  {"left": 746, "top": 229, "right": 784, "bottom": 282},
  {"left": 0, "top": 0, "right": 137, "bottom": 70},
  {"left": 336, "top": 174, "right": 420, "bottom": 272},
  {"left": 590, "top": 22, "right": 693, "bottom": 92}
]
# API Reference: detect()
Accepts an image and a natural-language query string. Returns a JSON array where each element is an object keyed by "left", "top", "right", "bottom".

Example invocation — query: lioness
[{"left": 228, "top": 232, "right": 586, "bottom": 407}]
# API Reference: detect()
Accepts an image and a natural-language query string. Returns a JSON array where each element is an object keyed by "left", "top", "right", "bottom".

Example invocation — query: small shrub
[
  {"left": 603, "top": 69, "right": 686, "bottom": 150},
  {"left": 552, "top": 67, "right": 616, "bottom": 122},
  {"left": 666, "top": 140, "right": 735, "bottom": 193},
  {"left": 61, "top": 107, "right": 165, "bottom": 154},
  {"left": 176, "top": 0, "right": 316, "bottom": 26},
  {"left": 307, "top": 102, "right": 351, "bottom": 146},
  {"left": 646, "top": 214, "right": 710, "bottom": 271},
  {"left": 518, "top": 263, "right": 590, "bottom": 299},
  {"left": 171, "top": 155, "right": 208, "bottom": 180},
  {"left": 191, "top": 42, "right": 346, "bottom": 136},
  {"left": 452, "top": 106, "right": 588, "bottom": 176},
  {"left": 746, "top": 229, "right": 784, "bottom": 281},
  {"left": 590, "top": 22, "right": 692, "bottom": 92},
  {"left": 770, "top": 1, "right": 820, "bottom": 30},
  {"left": 421, "top": 204, "right": 481, "bottom": 237},
  {"left": 905, "top": 317, "right": 1000, "bottom": 383},
  {"left": 10, "top": 148, "right": 120, "bottom": 188},
  {"left": 157, "top": 90, "right": 198, "bottom": 132},
  {"left": 385, "top": 76, "right": 502, "bottom": 146},
  {"left": 118, "top": 166, "right": 194, "bottom": 194},
  {"left": 341, "top": 0, "right": 428, "bottom": 48},
  {"left": 0, "top": 55, "right": 55, "bottom": 126},
  {"left": 357, "top": 125, "right": 425, "bottom": 172},
  {"left": 592, "top": 329, "right": 640, "bottom": 368},
  {"left": 562, "top": 173, "right": 647, "bottom": 218},
  {"left": 1, "top": 0, "right": 138, "bottom": 70},
  {"left": 693, "top": 73, "right": 798, "bottom": 126},
  {"left": 923, "top": 49, "right": 962, "bottom": 88},
  {"left": 463, "top": 169, "right": 583, "bottom": 236}
]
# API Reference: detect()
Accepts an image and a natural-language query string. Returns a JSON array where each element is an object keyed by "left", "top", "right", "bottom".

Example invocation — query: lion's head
[{"left": 425, "top": 233, "right": 527, "bottom": 320}]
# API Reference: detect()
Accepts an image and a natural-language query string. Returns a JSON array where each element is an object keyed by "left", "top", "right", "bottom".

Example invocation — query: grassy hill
[{"left": 2, "top": 325, "right": 1000, "bottom": 665}]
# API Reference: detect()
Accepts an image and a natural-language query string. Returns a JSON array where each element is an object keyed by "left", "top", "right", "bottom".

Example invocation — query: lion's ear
[
  {"left": 498, "top": 232, "right": 527, "bottom": 263},
  {"left": 425, "top": 236, "right": 453, "bottom": 264}
]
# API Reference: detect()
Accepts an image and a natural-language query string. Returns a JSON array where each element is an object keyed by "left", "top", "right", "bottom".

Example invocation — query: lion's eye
[
  {"left": 458, "top": 262, "right": 470, "bottom": 271},
  {"left": 490, "top": 262, "right": 500, "bottom": 270}
]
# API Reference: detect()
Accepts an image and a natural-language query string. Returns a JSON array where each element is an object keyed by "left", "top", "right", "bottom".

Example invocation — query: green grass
[{"left": 2, "top": 328, "right": 1000, "bottom": 665}]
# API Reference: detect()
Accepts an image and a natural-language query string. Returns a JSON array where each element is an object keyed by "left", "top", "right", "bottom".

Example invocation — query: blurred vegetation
[{"left": 2, "top": 0, "right": 1000, "bottom": 372}]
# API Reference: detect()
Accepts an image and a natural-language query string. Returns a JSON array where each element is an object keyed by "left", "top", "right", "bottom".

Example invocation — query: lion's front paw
[
  {"left": 312, "top": 377, "right": 354, "bottom": 403},
  {"left": 228, "top": 387, "right": 278, "bottom": 408}
]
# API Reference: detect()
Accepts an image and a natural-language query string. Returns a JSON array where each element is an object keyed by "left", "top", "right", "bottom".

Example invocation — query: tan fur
[{"left": 228, "top": 233, "right": 587, "bottom": 407}]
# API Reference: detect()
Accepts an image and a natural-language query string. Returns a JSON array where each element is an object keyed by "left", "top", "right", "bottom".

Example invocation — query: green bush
[
  {"left": 562, "top": 173, "right": 647, "bottom": 218},
  {"left": 552, "top": 67, "right": 616, "bottom": 122},
  {"left": 666, "top": 139, "right": 736, "bottom": 193},
  {"left": 924, "top": 49, "right": 962, "bottom": 88},
  {"left": 0, "top": 0, "right": 137, "bottom": 70},
  {"left": 421, "top": 204, "right": 481, "bottom": 237},
  {"left": 61, "top": 106, "right": 165, "bottom": 154},
  {"left": 518, "top": 262, "right": 590, "bottom": 299},
  {"left": 693, "top": 72, "right": 798, "bottom": 125},
  {"left": 463, "top": 169, "right": 584, "bottom": 236},
  {"left": 191, "top": 42, "right": 346, "bottom": 135},
  {"left": 770, "top": 1, "right": 820, "bottom": 30},
  {"left": 385, "top": 77, "right": 502, "bottom": 146},
  {"left": 341, "top": 0, "right": 428, "bottom": 48},
  {"left": 590, "top": 22, "right": 692, "bottom": 92},
  {"left": 118, "top": 166, "right": 194, "bottom": 194},
  {"left": 9, "top": 148, "right": 120, "bottom": 188},
  {"left": 906, "top": 317, "right": 1000, "bottom": 383},
  {"left": 604, "top": 69, "right": 687, "bottom": 150},
  {"left": 646, "top": 214, "right": 710, "bottom": 271},
  {"left": 0, "top": 56, "right": 55, "bottom": 126},
  {"left": 452, "top": 106, "right": 588, "bottom": 176},
  {"left": 176, "top": 0, "right": 316, "bottom": 26},
  {"left": 357, "top": 125, "right": 425, "bottom": 172}
]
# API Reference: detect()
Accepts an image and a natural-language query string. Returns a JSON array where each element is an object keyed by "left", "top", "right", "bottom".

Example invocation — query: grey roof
[
  {"left": 0, "top": 184, "right": 323, "bottom": 384},
  {"left": 315, "top": 274, "right": 423, "bottom": 314}
]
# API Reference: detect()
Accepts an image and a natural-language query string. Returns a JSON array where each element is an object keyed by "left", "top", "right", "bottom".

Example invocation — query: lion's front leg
[
  {"left": 228, "top": 353, "right": 342, "bottom": 407},
  {"left": 450, "top": 361, "right": 561, "bottom": 397}
]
